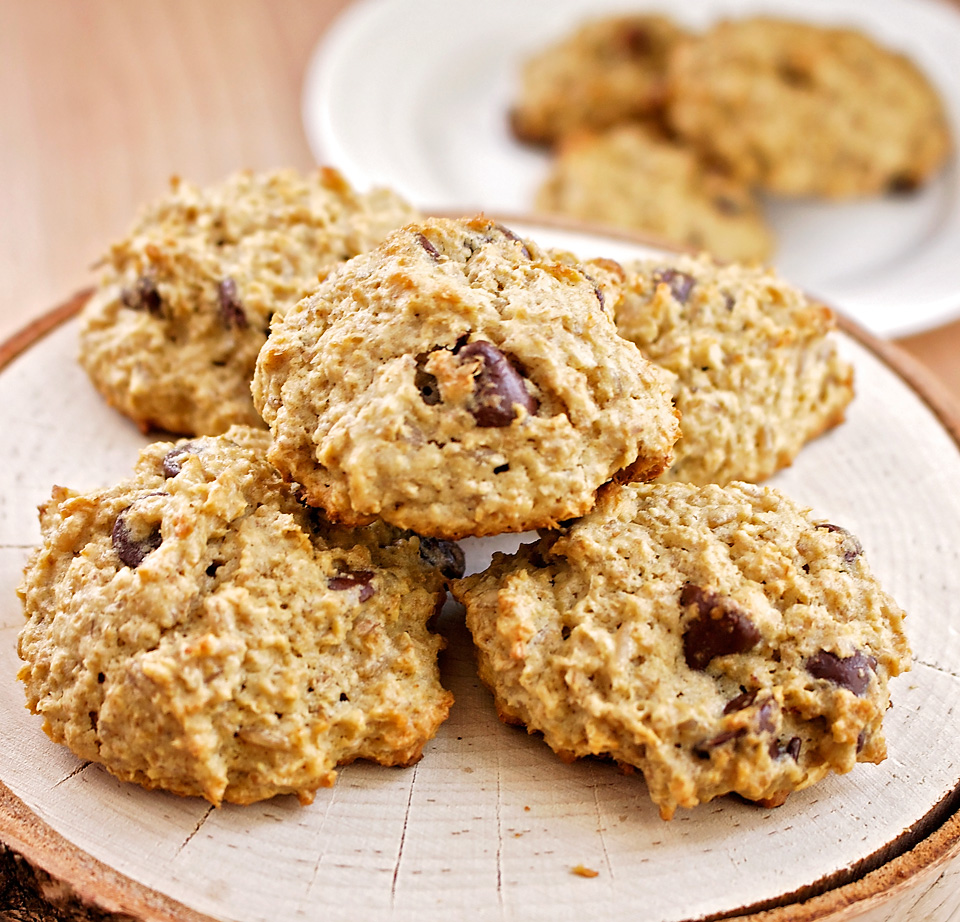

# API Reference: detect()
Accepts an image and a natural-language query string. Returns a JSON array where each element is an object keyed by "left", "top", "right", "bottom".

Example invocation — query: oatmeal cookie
[
  {"left": 510, "top": 14, "right": 688, "bottom": 145},
  {"left": 613, "top": 253, "right": 854, "bottom": 485},
  {"left": 454, "top": 481, "right": 910, "bottom": 819},
  {"left": 666, "top": 17, "right": 952, "bottom": 197},
  {"left": 78, "top": 167, "right": 420, "bottom": 436},
  {"left": 252, "top": 216, "right": 679, "bottom": 539},
  {"left": 17, "top": 426, "right": 454, "bottom": 806},
  {"left": 535, "top": 125, "right": 773, "bottom": 262}
]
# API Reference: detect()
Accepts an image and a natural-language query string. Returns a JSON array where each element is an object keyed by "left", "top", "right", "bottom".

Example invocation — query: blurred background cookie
[
  {"left": 666, "top": 17, "right": 953, "bottom": 198},
  {"left": 535, "top": 124, "right": 773, "bottom": 262},
  {"left": 509, "top": 13, "right": 688, "bottom": 145}
]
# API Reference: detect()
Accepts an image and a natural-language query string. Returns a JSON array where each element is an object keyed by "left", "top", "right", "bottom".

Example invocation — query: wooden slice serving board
[{"left": 3, "top": 227, "right": 960, "bottom": 922}]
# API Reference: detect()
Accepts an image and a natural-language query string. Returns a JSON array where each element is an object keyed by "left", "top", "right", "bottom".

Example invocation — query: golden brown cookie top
[
  {"left": 614, "top": 252, "right": 854, "bottom": 484},
  {"left": 455, "top": 480, "right": 910, "bottom": 819},
  {"left": 253, "top": 216, "right": 680, "bottom": 539},
  {"left": 17, "top": 426, "right": 454, "bottom": 806}
]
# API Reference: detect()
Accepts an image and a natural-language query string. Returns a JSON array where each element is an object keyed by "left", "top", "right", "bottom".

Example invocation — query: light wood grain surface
[{"left": 3, "top": 2, "right": 960, "bottom": 919}]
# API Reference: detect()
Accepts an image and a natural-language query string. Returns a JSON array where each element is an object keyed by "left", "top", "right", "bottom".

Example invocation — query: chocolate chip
[
  {"left": 414, "top": 355, "right": 442, "bottom": 406},
  {"left": 417, "top": 233, "right": 441, "bottom": 259},
  {"left": 888, "top": 173, "right": 920, "bottom": 194},
  {"left": 162, "top": 441, "right": 202, "bottom": 478},
  {"left": 757, "top": 698, "right": 778, "bottom": 733},
  {"left": 805, "top": 650, "right": 877, "bottom": 697},
  {"left": 328, "top": 569, "right": 375, "bottom": 602},
  {"left": 654, "top": 269, "right": 696, "bottom": 304},
  {"left": 693, "top": 728, "right": 745, "bottom": 758},
  {"left": 724, "top": 690, "right": 757, "bottom": 714},
  {"left": 815, "top": 523, "right": 863, "bottom": 563},
  {"left": 778, "top": 59, "right": 814, "bottom": 88},
  {"left": 680, "top": 585, "right": 761, "bottom": 670},
  {"left": 112, "top": 505, "right": 163, "bottom": 568},
  {"left": 418, "top": 537, "right": 465, "bottom": 580},
  {"left": 493, "top": 223, "right": 531, "bottom": 259},
  {"left": 770, "top": 736, "right": 802, "bottom": 760},
  {"left": 622, "top": 25, "right": 652, "bottom": 56},
  {"left": 217, "top": 277, "right": 247, "bottom": 329},
  {"left": 581, "top": 272, "right": 606, "bottom": 310},
  {"left": 458, "top": 340, "right": 538, "bottom": 427},
  {"left": 714, "top": 196, "right": 743, "bottom": 216},
  {"left": 120, "top": 275, "right": 162, "bottom": 315}
]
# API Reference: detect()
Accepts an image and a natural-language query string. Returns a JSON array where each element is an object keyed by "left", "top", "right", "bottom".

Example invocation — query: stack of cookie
[
  {"left": 512, "top": 13, "right": 953, "bottom": 262},
  {"left": 17, "top": 171, "right": 910, "bottom": 820}
]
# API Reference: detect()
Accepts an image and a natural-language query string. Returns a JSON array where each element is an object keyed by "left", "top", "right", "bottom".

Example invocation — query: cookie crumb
[{"left": 571, "top": 865, "right": 600, "bottom": 878}]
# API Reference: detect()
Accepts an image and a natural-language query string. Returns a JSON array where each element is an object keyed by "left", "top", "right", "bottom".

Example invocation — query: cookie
[
  {"left": 613, "top": 253, "right": 854, "bottom": 485},
  {"left": 17, "top": 426, "right": 455, "bottom": 806},
  {"left": 453, "top": 480, "right": 910, "bottom": 819},
  {"left": 509, "top": 14, "right": 688, "bottom": 145},
  {"left": 252, "top": 216, "right": 680, "bottom": 539},
  {"left": 534, "top": 125, "right": 774, "bottom": 262},
  {"left": 666, "top": 17, "right": 952, "bottom": 198},
  {"left": 78, "top": 167, "right": 420, "bottom": 436}
]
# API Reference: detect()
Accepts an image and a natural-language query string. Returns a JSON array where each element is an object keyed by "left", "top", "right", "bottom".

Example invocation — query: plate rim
[
  {"left": 300, "top": 0, "right": 960, "bottom": 339},
  {"left": 4, "top": 220, "right": 960, "bottom": 921}
]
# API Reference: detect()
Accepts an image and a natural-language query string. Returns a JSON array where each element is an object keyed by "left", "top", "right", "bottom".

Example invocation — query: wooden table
[{"left": 3, "top": 2, "right": 960, "bottom": 919}]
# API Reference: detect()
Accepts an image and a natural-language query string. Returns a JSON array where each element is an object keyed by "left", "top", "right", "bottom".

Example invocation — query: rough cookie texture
[
  {"left": 535, "top": 125, "right": 773, "bottom": 262},
  {"left": 510, "top": 14, "right": 688, "bottom": 145},
  {"left": 78, "top": 167, "right": 420, "bottom": 436},
  {"left": 17, "top": 427, "right": 454, "bottom": 806},
  {"left": 454, "top": 481, "right": 910, "bottom": 819},
  {"left": 666, "top": 17, "right": 952, "bottom": 197},
  {"left": 613, "top": 253, "right": 854, "bottom": 485},
  {"left": 253, "top": 216, "right": 679, "bottom": 539}
]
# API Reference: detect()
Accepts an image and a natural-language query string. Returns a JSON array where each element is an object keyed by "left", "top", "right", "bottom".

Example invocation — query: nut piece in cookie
[
  {"left": 17, "top": 426, "right": 453, "bottom": 806},
  {"left": 510, "top": 13, "right": 688, "bottom": 145},
  {"left": 613, "top": 253, "right": 854, "bottom": 485},
  {"left": 666, "top": 17, "right": 953, "bottom": 198},
  {"left": 79, "top": 167, "right": 420, "bottom": 436},
  {"left": 535, "top": 124, "right": 773, "bottom": 263},
  {"left": 252, "top": 216, "right": 680, "bottom": 539},
  {"left": 453, "top": 481, "right": 910, "bottom": 820}
]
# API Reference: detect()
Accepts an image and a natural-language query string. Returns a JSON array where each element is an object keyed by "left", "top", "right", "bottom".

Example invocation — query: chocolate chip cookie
[
  {"left": 613, "top": 253, "right": 854, "bottom": 485},
  {"left": 666, "top": 17, "right": 952, "bottom": 197},
  {"left": 78, "top": 167, "right": 420, "bottom": 436},
  {"left": 509, "top": 13, "right": 688, "bottom": 145},
  {"left": 252, "top": 216, "right": 680, "bottom": 539},
  {"left": 535, "top": 124, "right": 773, "bottom": 262},
  {"left": 453, "top": 480, "right": 910, "bottom": 819},
  {"left": 17, "top": 426, "right": 454, "bottom": 806}
]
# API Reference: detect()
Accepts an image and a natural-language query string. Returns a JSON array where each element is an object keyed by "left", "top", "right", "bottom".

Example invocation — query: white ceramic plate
[
  {"left": 301, "top": 0, "right": 960, "bottom": 338},
  {"left": 3, "top": 225, "right": 960, "bottom": 921}
]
